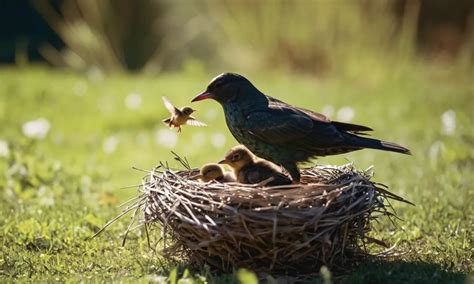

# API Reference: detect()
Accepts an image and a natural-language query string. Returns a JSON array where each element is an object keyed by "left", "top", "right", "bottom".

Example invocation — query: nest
[{"left": 121, "top": 157, "right": 411, "bottom": 273}]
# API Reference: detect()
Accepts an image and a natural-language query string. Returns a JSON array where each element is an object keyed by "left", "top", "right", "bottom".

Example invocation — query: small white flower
[
  {"left": 441, "top": 109, "right": 456, "bottom": 136},
  {"left": 191, "top": 132, "right": 206, "bottom": 148},
  {"left": 205, "top": 109, "right": 219, "bottom": 121},
  {"left": 40, "top": 196, "right": 55, "bottom": 206},
  {"left": 136, "top": 132, "right": 149, "bottom": 146},
  {"left": 0, "top": 140, "right": 9, "bottom": 157},
  {"left": 73, "top": 81, "right": 88, "bottom": 96},
  {"left": 102, "top": 136, "right": 119, "bottom": 154},
  {"left": 155, "top": 129, "right": 178, "bottom": 148},
  {"left": 80, "top": 175, "right": 92, "bottom": 193},
  {"left": 429, "top": 141, "right": 445, "bottom": 162},
  {"left": 38, "top": 186, "right": 55, "bottom": 206},
  {"left": 53, "top": 133, "right": 64, "bottom": 145},
  {"left": 87, "top": 66, "right": 104, "bottom": 82},
  {"left": 81, "top": 175, "right": 92, "bottom": 187},
  {"left": 321, "top": 105, "right": 335, "bottom": 117},
  {"left": 125, "top": 92, "right": 142, "bottom": 109},
  {"left": 147, "top": 275, "right": 168, "bottom": 284},
  {"left": 22, "top": 118, "right": 51, "bottom": 139},
  {"left": 336, "top": 106, "right": 355, "bottom": 122},
  {"left": 211, "top": 133, "right": 226, "bottom": 148},
  {"left": 97, "top": 95, "right": 115, "bottom": 113},
  {"left": 18, "top": 165, "right": 28, "bottom": 177}
]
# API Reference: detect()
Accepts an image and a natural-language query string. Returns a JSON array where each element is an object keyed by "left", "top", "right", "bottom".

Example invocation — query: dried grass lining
[{"left": 120, "top": 157, "right": 411, "bottom": 273}]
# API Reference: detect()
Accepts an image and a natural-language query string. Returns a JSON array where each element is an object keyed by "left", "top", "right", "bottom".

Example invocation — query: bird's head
[
  {"left": 191, "top": 73, "right": 254, "bottom": 104},
  {"left": 191, "top": 163, "right": 224, "bottom": 182},
  {"left": 181, "top": 107, "right": 196, "bottom": 116},
  {"left": 219, "top": 145, "right": 254, "bottom": 170}
]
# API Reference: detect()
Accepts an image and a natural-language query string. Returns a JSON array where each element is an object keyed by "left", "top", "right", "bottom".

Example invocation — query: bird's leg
[{"left": 178, "top": 126, "right": 181, "bottom": 133}]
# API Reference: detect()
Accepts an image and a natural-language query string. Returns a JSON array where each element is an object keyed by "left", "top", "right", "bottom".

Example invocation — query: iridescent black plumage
[{"left": 192, "top": 73, "right": 410, "bottom": 182}]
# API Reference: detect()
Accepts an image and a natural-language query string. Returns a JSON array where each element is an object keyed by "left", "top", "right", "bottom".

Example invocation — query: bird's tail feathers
[{"left": 352, "top": 136, "right": 411, "bottom": 155}]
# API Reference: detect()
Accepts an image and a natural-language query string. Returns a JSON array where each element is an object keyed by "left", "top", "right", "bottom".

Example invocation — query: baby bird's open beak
[{"left": 192, "top": 91, "right": 213, "bottom": 102}]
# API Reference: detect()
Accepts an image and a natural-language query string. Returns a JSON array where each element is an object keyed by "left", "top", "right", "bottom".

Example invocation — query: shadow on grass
[
  {"left": 343, "top": 259, "right": 467, "bottom": 284},
  {"left": 160, "top": 258, "right": 468, "bottom": 284}
]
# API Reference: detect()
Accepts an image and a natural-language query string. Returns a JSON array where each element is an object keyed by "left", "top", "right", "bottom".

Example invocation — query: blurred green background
[{"left": 0, "top": 0, "right": 473, "bottom": 282}]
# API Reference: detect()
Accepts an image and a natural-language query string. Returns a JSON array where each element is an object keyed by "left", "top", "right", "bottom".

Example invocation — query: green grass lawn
[{"left": 0, "top": 65, "right": 472, "bottom": 283}]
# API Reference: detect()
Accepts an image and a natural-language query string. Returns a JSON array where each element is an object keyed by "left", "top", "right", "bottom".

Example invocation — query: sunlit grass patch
[{"left": 0, "top": 66, "right": 472, "bottom": 282}]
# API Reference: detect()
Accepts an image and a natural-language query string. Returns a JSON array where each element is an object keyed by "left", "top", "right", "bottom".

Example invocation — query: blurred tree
[
  {"left": 34, "top": 0, "right": 171, "bottom": 72},
  {"left": 0, "top": 0, "right": 63, "bottom": 64},
  {"left": 395, "top": 0, "right": 474, "bottom": 60},
  {"left": 0, "top": 0, "right": 472, "bottom": 72},
  {"left": 33, "top": 0, "right": 214, "bottom": 73}
]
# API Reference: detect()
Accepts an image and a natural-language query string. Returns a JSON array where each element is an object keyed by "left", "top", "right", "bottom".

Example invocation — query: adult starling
[
  {"left": 219, "top": 145, "right": 292, "bottom": 186},
  {"left": 162, "top": 96, "right": 206, "bottom": 133},
  {"left": 192, "top": 73, "right": 410, "bottom": 182},
  {"left": 191, "top": 163, "right": 236, "bottom": 183}
]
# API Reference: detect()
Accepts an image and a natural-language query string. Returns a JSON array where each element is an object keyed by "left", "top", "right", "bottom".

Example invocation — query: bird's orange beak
[{"left": 192, "top": 91, "right": 213, "bottom": 102}]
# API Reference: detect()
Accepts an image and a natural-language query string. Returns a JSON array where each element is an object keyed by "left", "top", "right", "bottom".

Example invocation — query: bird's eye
[
  {"left": 232, "top": 154, "right": 240, "bottom": 160},
  {"left": 214, "top": 80, "right": 226, "bottom": 89}
]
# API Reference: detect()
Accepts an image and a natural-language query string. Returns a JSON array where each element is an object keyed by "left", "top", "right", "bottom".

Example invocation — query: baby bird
[
  {"left": 162, "top": 96, "right": 206, "bottom": 133},
  {"left": 191, "top": 163, "right": 236, "bottom": 183},
  {"left": 219, "top": 145, "right": 292, "bottom": 186}
]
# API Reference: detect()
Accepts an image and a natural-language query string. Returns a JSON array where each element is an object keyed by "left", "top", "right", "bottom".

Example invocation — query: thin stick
[{"left": 89, "top": 203, "right": 140, "bottom": 239}]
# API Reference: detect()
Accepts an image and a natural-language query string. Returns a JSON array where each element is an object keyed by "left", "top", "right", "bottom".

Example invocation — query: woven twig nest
[{"left": 127, "top": 158, "right": 409, "bottom": 273}]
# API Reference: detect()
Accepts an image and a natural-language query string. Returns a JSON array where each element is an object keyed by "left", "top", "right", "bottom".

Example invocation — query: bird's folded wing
[
  {"left": 331, "top": 121, "right": 373, "bottom": 134},
  {"left": 162, "top": 96, "right": 179, "bottom": 114},
  {"left": 246, "top": 110, "right": 349, "bottom": 148},
  {"left": 246, "top": 112, "right": 314, "bottom": 145},
  {"left": 186, "top": 118, "right": 207, "bottom": 127},
  {"left": 290, "top": 104, "right": 373, "bottom": 134}
]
